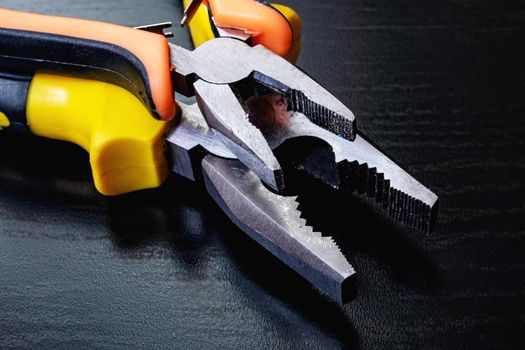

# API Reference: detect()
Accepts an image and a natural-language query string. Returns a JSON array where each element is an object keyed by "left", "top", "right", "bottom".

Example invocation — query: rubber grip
[
  {"left": 0, "top": 8, "right": 175, "bottom": 121},
  {"left": 26, "top": 74, "right": 169, "bottom": 195}
]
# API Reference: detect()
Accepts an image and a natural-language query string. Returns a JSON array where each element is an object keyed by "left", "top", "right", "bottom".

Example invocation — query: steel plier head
[
  {"left": 167, "top": 38, "right": 438, "bottom": 303},
  {"left": 170, "top": 38, "right": 355, "bottom": 192}
]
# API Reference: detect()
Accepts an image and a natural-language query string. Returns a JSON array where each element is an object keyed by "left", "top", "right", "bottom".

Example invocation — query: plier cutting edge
[{"left": 0, "top": 1, "right": 438, "bottom": 304}]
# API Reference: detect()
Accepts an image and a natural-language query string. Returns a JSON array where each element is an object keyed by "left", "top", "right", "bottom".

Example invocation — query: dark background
[{"left": 1, "top": 0, "right": 524, "bottom": 348}]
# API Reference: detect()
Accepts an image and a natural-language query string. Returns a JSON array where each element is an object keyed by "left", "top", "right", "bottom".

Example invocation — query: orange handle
[
  {"left": 0, "top": 8, "right": 175, "bottom": 121},
  {"left": 206, "top": 0, "right": 293, "bottom": 57}
]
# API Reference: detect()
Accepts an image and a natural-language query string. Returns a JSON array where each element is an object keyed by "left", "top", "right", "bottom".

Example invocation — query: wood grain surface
[{"left": 0, "top": 0, "right": 523, "bottom": 349}]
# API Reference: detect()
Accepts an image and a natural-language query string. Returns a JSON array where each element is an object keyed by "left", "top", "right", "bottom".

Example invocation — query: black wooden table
[{"left": 1, "top": 1, "right": 523, "bottom": 348}]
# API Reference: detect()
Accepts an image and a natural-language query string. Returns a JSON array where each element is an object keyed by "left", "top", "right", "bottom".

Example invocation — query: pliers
[
  {"left": 180, "top": 0, "right": 302, "bottom": 63},
  {"left": 0, "top": 2, "right": 438, "bottom": 304}
]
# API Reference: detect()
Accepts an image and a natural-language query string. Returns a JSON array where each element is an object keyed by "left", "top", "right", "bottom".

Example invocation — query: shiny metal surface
[
  {"left": 201, "top": 155, "right": 355, "bottom": 303},
  {"left": 264, "top": 111, "right": 439, "bottom": 231},
  {"left": 166, "top": 104, "right": 356, "bottom": 302},
  {"left": 169, "top": 96, "right": 438, "bottom": 232},
  {"left": 170, "top": 38, "right": 355, "bottom": 140},
  {"left": 166, "top": 102, "right": 234, "bottom": 181},
  {"left": 169, "top": 38, "right": 357, "bottom": 190},
  {"left": 193, "top": 80, "right": 284, "bottom": 191},
  {"left": 168, "top": 38, "right": 437, "bottom": 230}
]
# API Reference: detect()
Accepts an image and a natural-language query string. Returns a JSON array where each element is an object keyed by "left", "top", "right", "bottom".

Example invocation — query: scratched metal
[{"left": 1, "top": 0, "right": 524, "bottom": 349}]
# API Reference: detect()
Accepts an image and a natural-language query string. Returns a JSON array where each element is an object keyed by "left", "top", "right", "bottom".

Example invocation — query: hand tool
[
  {"left": 181, "top": 0, "right": 302, "bottom": 63},
  {"left": 0, "top": 7, "right": 438, "bottom": 304}
]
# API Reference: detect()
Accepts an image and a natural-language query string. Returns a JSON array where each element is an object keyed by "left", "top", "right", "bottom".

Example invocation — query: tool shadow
[
  {"left": 104, "top": 178, "right": 360, "bottom": 348},
  {"left": 104, "top": 174, "right": 440, "bottom": 349},
  {"left": 1, "top": 134, "right": 438, "bottom": 348}
]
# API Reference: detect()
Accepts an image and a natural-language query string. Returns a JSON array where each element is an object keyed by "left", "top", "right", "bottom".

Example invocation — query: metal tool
[
  {"left": 168, "top": 102, "right": 356, "bottom": 303},
  {"left": 0, "top": 9, "right": 438, "bottom": 304},
  {"left": 169, "top": 38, "right": 437, "bottom": 229},
  {"left": 170, "top": 38, "right": 355, "bottom": 192},
  {"left": 168, "top": 39, "right": 437, "bottom": 302}
]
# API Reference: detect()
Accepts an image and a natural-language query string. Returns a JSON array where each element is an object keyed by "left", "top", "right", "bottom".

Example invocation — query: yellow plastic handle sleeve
[
  {"left": 26, "top": 74, "right": 169, "bottom": 195},
  {"left": 0, "top": 111, "right": 10, "bottom": 130},
  {"left": 183, "top": 0, "right": 302, "bottom": 63},
  {"left": 273, "top": 4, "right": 302, "bottom": 63},
  {"left": 183, "top": 0, "right": 216, "bottom": 48}
]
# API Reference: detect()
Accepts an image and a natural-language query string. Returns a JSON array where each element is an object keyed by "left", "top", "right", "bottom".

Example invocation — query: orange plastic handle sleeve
[
  {"left": 206, "top": 0, "right": 293, "bottom": 57},
  {"left": 0, "top": 8, "right": 175, "bottom": 121}
]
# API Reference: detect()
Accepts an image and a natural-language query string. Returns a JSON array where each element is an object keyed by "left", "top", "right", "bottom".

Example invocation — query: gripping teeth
[
  {"left": 285, "top": 89, "right": 355, "bottom": 141},
  {"left": 287, "top": 198, "right": 329, "bottom": 240},
  {"left": 202, "top": 155, "right": 356, "bottom": 303},
  {"left": 284, "top": 198, "right": 344, "bottom": 255},
  {"left": 260, "top": 110, "right": 438, "bottom": 233},
  {"left": 338, "top": 160, "right": 435, "bottom": 232}
]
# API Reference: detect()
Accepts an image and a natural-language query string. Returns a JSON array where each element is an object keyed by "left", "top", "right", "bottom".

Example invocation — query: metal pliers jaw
[
  {"left": 167, "top": 103, "right": 356, "bottom": 304},
  {"left": 170, "top": 37, "right": 355, "bottom": 192},
  {"left": 168, "top": 38, "right": 438, "bottom": 303}
]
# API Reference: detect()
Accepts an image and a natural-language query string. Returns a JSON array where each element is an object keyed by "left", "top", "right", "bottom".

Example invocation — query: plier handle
[{"left": 181, "top": 0, "right": 302, "bottom": 63}]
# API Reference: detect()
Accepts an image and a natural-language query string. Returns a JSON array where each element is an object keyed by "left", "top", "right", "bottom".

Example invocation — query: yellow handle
[
  {"left": 273, "top": 4, "right": 302, "bottom": 63},
  {"left": 183, "top": 0, "right": 302, "bottom": 63},
  {"left": 26, "top": 74, "right": 169, "bottom": 195},
  {"left": 0, "top": 112, "right": 10, "bottom": 129}
]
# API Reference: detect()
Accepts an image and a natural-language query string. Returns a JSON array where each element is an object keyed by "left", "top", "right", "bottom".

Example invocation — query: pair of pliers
[
  {"left": 0, "top": 3, "right": 438, "bottom": 304},
  {"left": 181, "top": 0, "right": 302, "bottom": 63}
]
